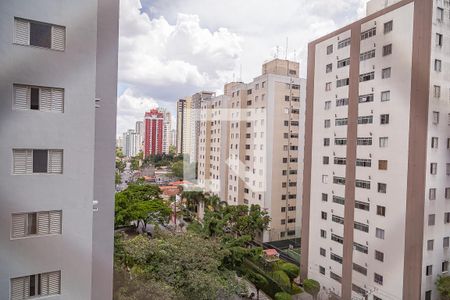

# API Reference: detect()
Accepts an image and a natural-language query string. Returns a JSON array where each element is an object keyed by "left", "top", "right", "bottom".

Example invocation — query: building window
[
  {"left": 359, "top": 93, "right": 374, "bottom": 103},
  {"left": 361, "top": 27, "right": 376, "bottom": 40},
  {"left": 337, "top": 58, "right": 350, "bottom": 68},
  {"left": 435, "top": 59, "right": 442, "bottom": 72},
  {"left": 322, "top": 193, "right": 328, "bottom": 202},
  {"left": 444, "top": 237, "right": 450, "bottom": 248},
  {"left": 320, "top": 248, "right": 326, "bottom": 257},
  {"left": 375, "top": 250, "right": 384, "bottom": 262},
  {"left": 323, "top": 156, "right": 329, "bottom": 165},
  {"left": 445, "top": 212, "right": 450, "bottom": 223},
  {"left": 319, "top": 266, "right": 326, "bottom": 275},
  {"left": 355, "top": 201, "right": 369, "bottom": 211},
  {"left": 335, "top": 118, "right": 348, "bottom": 126},
  {"left": 13, "top": 149, "right": 63, "bottom": 175},
  {"left": 431, "top": 163, "right": 438, "bottom": 175},
  {"left": 383, "top": 44, "right": 392, "bottom": 56},
  {"left": 333, "top": 196, "right": 345, "bottom": 205},
  {"left": 382, "top": 67, "right": 391, "bottom": 79},
  {"left": 429, "top": 214, "right": 436, "bottom": 226},
  {"left": 358, "top": 115, "right": 373, "bottom": 124},
  {"left": 360, "top": 72, "right": 375, "bottom": 82},
  {"left": 14, "top": 18, "right": 65, "bottom": 51},
  {"left": 320, "top": 229, "right": 327, "bottom": 238},
  {"left": 325, "top": 82, "right": 332, "bottom": 91},
  {"left": 326, "top": 63, "right": 333, "bottom": 73},
  {"left": 10, "top": 271, "right": 61, "bottom": 299},
  {"left": 443, "top": 261, "right": 449, "bottom": 273},
  {"left": 321, "top": 211, "right": 327, "bottom": 220},
  {"left": 381, "top": 91, "right": 390, "bottom": 102},
  {"left": 374, "top": 273, "right": 383, "bottom": 285},
  {"left": 324, "top": 101, "right": 331, "bottom": 110},
  {"left": 378, "top": 183, "right": 387, "bottom": 193},
  {"left": 13, "top": 84, "right": 64, "bottom": 112},
  {"left": 428, "top": 239, "right": 434, "bottom": 251},
  {"left": 384, "top": 20, "right": 393, "bottom": 33},
  {"left": 337, "top": 78, "right": 350, "bottom": 87},
  {"left": 446, "top": 188, "right": 450, "bottom": 199},
  {"left": 434, "top": 85, "right": 441, "bottom": 98},
  {"left": 360, "top": 49, "right": 376, "bottom": 61},
  {"left": 380, "top": 114, "right": 390, "bottom": 125},
  {"left": 11, "top": 211, "right": 62, "bottom": 238},
  {"left": 437, "top": 7, "right": 444, "bottom": 22},
  {"left": 324, "top": 138, "right": 330, "bottom": 146},
  {"left": 377, "top": 206, "right": 386, "bottom": 217},
  {"left": 324, "top": 119, "right": 331, "bottom": 128},
  {"left": 426, "top": 265, "right": 433, "bottom": 276},
  {"left": 338, "top": 37, "right": 351, "bottom": 48},
  {"left": 379, "top": 137, "right": 388, "bottom": 148},
  {"left": 437, "top": 33, "right": 443, "bottom": 47},
  {"left": 433, "top": 111, "right": 440, "bottom": 124},
  {"left": 327, "top": 45, "right": 333, "bottom": 55},
  {"left": 426, "top": 290, "right": 432, "bottom": 300},
  {"left": 430, "top": 188, "right": 437, "bottom": 200},
  {"left": 432, "top": 137, "right": 439, "bottom": 149},
  {"left": 376, "top": 228, "right": 385, "bottom": 239},
  {"left": 378, "top": 160, "right": 388, "bottom": 170}
]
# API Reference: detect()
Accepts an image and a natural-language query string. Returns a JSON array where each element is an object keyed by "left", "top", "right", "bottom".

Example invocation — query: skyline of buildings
[
  {"left": 197, "top": 59, "right": 306, "bottom": 242},
  {"left": 0, "top": 0, "right": 119, "bottom": 299}
]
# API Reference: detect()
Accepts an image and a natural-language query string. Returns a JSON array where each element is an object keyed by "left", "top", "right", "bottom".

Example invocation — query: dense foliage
[
  {"left": 303, "top": 278, "right": 320, "bottom": 299},
  {"left": 114, "top": 232, "right": 246, "bottom": 300},
  {"left": 437, "top": 275, "right": 450, "bottom": 300},
  {"left": 114, "top": 183, "right": 171, "bottom": 230}
]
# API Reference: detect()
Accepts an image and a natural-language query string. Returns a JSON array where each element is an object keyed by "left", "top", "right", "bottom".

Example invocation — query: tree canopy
[
  {"left": 114, "top": 232, "right": 246, "bottom": 300},
  {"left": 437, "top": 275, "right": 450, "bottom": 300}
]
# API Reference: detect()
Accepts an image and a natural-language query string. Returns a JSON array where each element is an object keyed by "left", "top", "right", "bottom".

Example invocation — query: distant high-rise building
[
  {"left": 123, "top": 129, "right": 139, "bottom": 157},
  {"left": 0, "top": 0, "right": 119, "bottom": 299},
  {"left": 301, "top": 1, "right": 448, "bottom": 299},
  {"left": 144, "top": 108, "right": 164, "bottom": 157},
  {"left": 198, "top": 59, "right": 305, "bottom": 242},
  {"left": 176, "top": 92, "right": 214, "bottom": 162},
  {"left": 162, "top": 110, "right": 172, "bottom": 155},
  {"left": 135, "top": 121, "right": 144, "bottom": 153},
  {"left": 170, "top": 129, "right": 177, "bottom": 150}
]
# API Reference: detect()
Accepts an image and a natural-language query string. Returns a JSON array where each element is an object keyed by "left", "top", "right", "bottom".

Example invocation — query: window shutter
[
  {"left": 14, "top": 18, "right": 29, "bottom": 45},
  {"left": 40, "top": 88, "right": 52, "bottom": 112},
  {"left": 48, "top": 150, "right": 63, "bottom": 174},
  {"left": 13, "top": 149, "right": 32, "bottom": 175},
  {"left": 37, "top": 212, "right": 50, "bottom": 235},
  {"left": 11, "top": 214, "right": 27, "bottom": 238},
  {"left": 51, "top": 88, "right": 64, "bottom": 112},
  {"left": 47, "top": 271, "right": 61, "bottom": 295},
  {"left": 10, "top": 277, "right": 27, "bottom": 300},
  {"left": 51, "top": 25, "right": 65, "bottom": 51},
  {"left": 49, "top": 211, "right": 62, "bottom": 234},
  {"left": 13, "top": 85, "right": 30, "bottom": 110},
  {"left": 40, "top": 273, "right": 50, "bottom": 296}
]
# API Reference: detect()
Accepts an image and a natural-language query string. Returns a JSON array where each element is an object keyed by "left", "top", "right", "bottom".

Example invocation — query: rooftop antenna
[
  {"left": 276, "top": 45, "right": 279, "bottom": 59},
  {"left": 285, "top": 37, "right": 289, "bottom": 60},
  {"left": 293, "top": 49, "right": 297, "bottom": 61}
]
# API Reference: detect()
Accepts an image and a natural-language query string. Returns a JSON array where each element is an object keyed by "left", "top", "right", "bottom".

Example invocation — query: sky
[{"left": 117, "top": 0, "right": 370, "bottom": 136}]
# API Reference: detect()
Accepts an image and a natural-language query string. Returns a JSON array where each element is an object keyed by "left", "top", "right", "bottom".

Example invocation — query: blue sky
[{"left": 116, "top": 0, "right": 369, "bottom": 135}]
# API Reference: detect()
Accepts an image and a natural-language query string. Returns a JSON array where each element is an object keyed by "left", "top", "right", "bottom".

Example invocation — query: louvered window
[
  {"left": 11, "top": 211, "right": 62, "bottom": 238},
  {"left": 14, "top": 18, "right": 65, "bottom": 51},
  {"left": 13, "top": 84, "right": 64, "bottom": 112},
  {"left": 13, "top": 149, "right": 63, "bottom": 174},
  {"left": 10, "top": 271, "right": 61, "bottom": 299}
]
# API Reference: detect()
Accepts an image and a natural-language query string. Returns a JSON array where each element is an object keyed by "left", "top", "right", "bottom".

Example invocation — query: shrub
[
  {"left": 437, "top": 275, "right": 450, "bottom": 300},
  {"left": 272, "top": 270, "right": 291, "bottom": 290},
  {"left": 275, "top": 292, "right": 292, "bottom": 300},
  {"left": 303, "top": 278, "right": 320, "bottom": 298},
  {"left": 279, "top": 262, "right": 300, "bottom": 282}
]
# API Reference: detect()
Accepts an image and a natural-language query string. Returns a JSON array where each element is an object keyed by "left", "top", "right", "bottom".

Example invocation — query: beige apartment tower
[
  {"left": 198, "top": 59, "right": 306, "bottom": 242},
  {"left": 301, "top": 0, "right": 450, "bottom": 299}
]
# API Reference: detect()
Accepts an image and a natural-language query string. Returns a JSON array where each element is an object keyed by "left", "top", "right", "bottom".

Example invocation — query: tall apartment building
[
  {"left": 135, "top": 121, "right": 144, "bottom": 154},
  {"left": 0, "top": 1, "right": 119, "bottom": 299},
  {"left": 162, "top": 110, "right": 172, "bottom": 155},
  {"left": 198, "top": 59, "right": 306, "bottom": 242},
  {"left": 123, "top": 129, "right": 139, "bottom": 157},
  {"left": 176, "top": 92, "right": 215, "bottom": 162},
  {"left": 144, "top": 108, "right": 164, "bottom": 157},
  {"left": 301, "top": 0, "right": 450, "bottom": 299}
]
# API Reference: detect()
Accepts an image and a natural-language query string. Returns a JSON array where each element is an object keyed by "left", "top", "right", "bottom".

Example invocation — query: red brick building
[{"left": 144, "top": 109, "right": 164, "bottom": 157}]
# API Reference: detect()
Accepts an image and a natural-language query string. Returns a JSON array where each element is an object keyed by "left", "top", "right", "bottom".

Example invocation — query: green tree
[
  {"left": 437, "top": 275, "right": 450, "bottom": 300},
  {"left": 303, "top": 279, "right": 320, "bottom": 299},
  {"left": 116, "top": 159, "right": 126, "bottom": 172},
  {"left": 278, "top": 262, "right": 299, "bottom": 285},
  {"left": 246, "top": 271, "right": 268, "bottom": 300},
  {"left": 116, "top": 147, "right": 125, "bottom": 159},
  {"left": 115, "top": 233, "right": 246, "bottom": 300},
  {"left": 171, "top": 160, "right": 184, "bottom": 178},
  {"left": 114, "top": 184, "right": 170, "bottom": 230}
]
